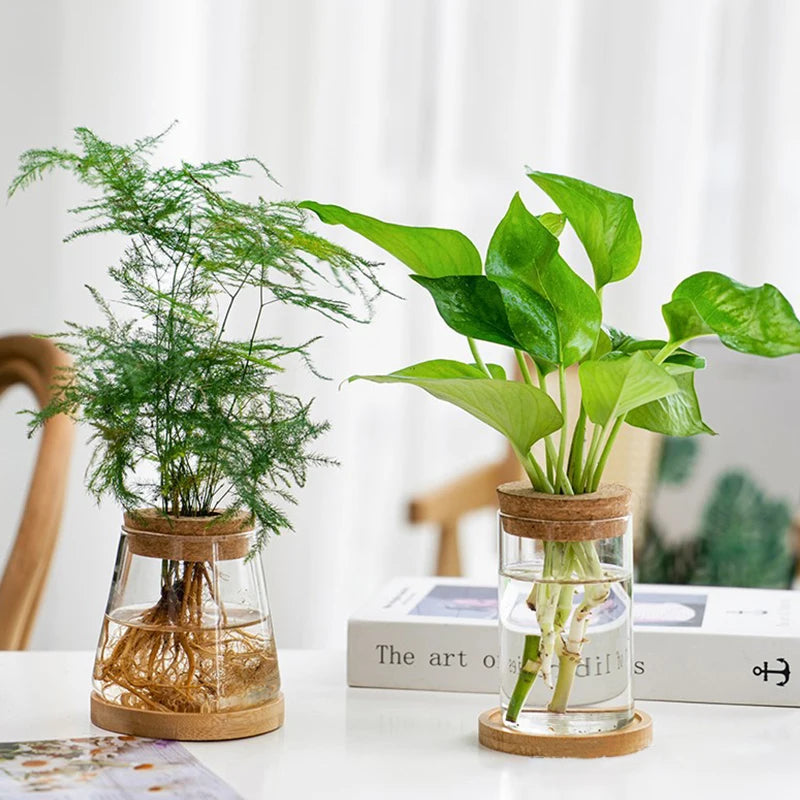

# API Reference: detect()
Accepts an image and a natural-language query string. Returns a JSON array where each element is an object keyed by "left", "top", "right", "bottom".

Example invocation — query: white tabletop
[{"left": 0, "top": 650, "right": 798, "bottom": 799}]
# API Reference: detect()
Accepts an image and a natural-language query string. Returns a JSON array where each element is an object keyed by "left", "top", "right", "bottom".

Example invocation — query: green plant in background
[
  {"left": 9, "top": 126, "right": 383, "bottom": 553},
  {"left": 639, "top": 443, "right": 795, "bottom": 589},
  {"left": 302, "top": 172, "right": 800, "bottom": 719}
]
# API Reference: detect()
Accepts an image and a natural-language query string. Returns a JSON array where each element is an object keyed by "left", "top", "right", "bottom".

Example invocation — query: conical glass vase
[{"left": 90, "top": 510, "right": 283, "bottom": 740}]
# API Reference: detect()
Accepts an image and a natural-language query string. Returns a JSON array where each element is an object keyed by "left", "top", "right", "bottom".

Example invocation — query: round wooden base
[
  {"left": 478, "top": 708, "right": 652, "bottom": 758},
  {"left": 90, "top": 692, "right": 284, "bottom": 741}
]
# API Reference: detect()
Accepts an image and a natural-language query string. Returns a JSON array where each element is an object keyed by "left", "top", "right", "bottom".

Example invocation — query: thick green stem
[
  {"left": 468, "top": 337, "right": 493, "bottom": 378},
  {"left": 581, "top": 423, "right": 605, "bottom": 492},
  {"left": 526, "top": 357, "right": 558, "bottom": 485},
  {"left": 548, "top": 541, "right": 609, "bottom": 712},
  {"left": 567, "top": 404, "right": 587, "bottom": 487},
  {"left": 555, "top": 367, "right": 573, "bottom": 495},
  {"left": 589, "top": 415, "right": 626, "bottom": 491},
  {"left": 652, "top": 338, "right": 689, "bottom": 365},
  {"left": 517, "top": 449, "right": 554, "bottom": 494},
  {"left": 505, "top": 634, "right": 541, "bottom": 723}
]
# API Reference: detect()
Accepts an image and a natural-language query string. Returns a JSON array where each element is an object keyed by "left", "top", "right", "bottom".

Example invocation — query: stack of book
[{"left": 348, "top": 577, "right": 799, "bottom": 706}]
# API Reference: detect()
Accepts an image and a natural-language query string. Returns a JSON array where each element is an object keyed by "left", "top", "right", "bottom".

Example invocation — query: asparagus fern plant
[
  {"left": 301, "top": 172, "right": 800, "bottom": 717},
  {"left": 8, "top": 126, "right": 382, "bottom": 551}
]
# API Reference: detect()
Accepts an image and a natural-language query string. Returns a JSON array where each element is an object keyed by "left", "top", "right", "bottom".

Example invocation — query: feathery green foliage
[{"left": 9, "top": 126, "right": 383, "bottom": 551}]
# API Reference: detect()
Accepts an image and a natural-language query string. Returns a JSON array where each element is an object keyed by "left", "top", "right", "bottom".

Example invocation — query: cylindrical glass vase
[
  {"left": 90, "top": 510, "right": 283, "bottom": 740},
  {"left": 497, "top": 482, "right": 633, "bottom": 736}
]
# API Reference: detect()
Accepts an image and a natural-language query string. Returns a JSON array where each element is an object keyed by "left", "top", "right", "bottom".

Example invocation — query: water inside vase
[
  {"left": 93, "top": 603, "right": 280, "bottom": 713},
  {"left": 499, "top": 565, "right": 634, "bottom": 735}
]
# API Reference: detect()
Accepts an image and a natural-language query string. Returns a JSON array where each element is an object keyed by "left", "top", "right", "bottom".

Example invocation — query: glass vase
[
  {"left": 90, "top": 510, "right": 283, "bottom": 740},
  {"left": 497, "top": 482, "right": 634, "bottom": 736}
]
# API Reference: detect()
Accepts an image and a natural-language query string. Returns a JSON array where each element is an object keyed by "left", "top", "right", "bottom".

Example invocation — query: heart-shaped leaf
[
  {"left": 411, "top": 274, "right": 560, "bottom": 364},
  {"left": 537, "top": 212, "right": 566, "bottom": 236},
  {"left": 299, "top": 201, "right": 482, "bottom": 277},
  {"left": 627, "top": 371, "right": 714, "bottom": 436},
  {"left": 349, "top": 359, "right": 563, "bottom": 453},
  {"left": 662, "top": 271, "right": 800, "bottom": 356},
  {"left": 527, "top": 172, "right": 641, "bottom": 289},
  {"left": 579, "top": 351, "right": 678, "bottom": 425},
  {"left": 485, "top": 193, "right": 600, "bottom": 366}
]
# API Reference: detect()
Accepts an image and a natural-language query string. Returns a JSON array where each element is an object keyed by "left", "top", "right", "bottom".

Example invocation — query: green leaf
[
  {"left": 606, "top": 327, "right": 706, "bottom": 372},
  {"left": 537, "top": 212, "right": 566, "bottom": 236},
  {"left": 662, "top": 271, "right": 800, "bottom": 356},
  {"left": 527, "top": 172, "right": 641, "bottom": 288},
  {"left": 579, "top": 351, "right": 678, "bottom": 426},
  {"left": 627, "top": 372, "right": 715, "bottom": 436},
  {"left": 299, "top": 201, "right": 481, "bottom": 277},
  {"left": 349, "top": 359, "right": 562, "bottom": 452},
  {"left": 485, "top": 193, "right": 601, "bottom": 365},
  {"left": 410, "top": 275, "right": 560, "bottom": 364}
]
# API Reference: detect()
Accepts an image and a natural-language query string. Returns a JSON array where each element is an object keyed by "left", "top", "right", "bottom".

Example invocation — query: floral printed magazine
[{"left": 0, "top": 736, "right": 240, "bottom": 798}]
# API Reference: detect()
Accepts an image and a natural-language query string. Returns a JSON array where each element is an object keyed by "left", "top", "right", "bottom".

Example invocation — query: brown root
[{"left": 94, "top": 561, "right": 278, "bottom": 713}]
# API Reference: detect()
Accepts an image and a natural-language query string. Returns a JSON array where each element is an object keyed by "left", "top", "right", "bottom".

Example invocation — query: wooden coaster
[
  {"left": 91, "top": 692, "right": 284, "bottom": 741},
  {"left": 478, "top": 707, "right": 652, "bottom": 758}
]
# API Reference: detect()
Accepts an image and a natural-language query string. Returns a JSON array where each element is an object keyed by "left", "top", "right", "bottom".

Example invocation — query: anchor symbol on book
[{"left": 752, "top": 658, "right": 791, "bottom": 687}]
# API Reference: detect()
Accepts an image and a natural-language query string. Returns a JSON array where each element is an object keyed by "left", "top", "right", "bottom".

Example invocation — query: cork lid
[
  {"left": 497, "top": 482, "right": 631, "bottom": 541},
  {"left": 123, "top": 508, "right": 254, "bottom": 535},
  {"left": 123, "top": 509, "right": 255, "bottom": 561}
]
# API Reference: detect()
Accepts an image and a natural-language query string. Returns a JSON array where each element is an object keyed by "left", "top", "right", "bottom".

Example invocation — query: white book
[{"left": 347, "top": 577, "right": 800, "bottom": 706}]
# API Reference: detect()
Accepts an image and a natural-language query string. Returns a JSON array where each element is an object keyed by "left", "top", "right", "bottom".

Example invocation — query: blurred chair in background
[{"left": 0, "top": 335, "right": 73, "bottom": 649}]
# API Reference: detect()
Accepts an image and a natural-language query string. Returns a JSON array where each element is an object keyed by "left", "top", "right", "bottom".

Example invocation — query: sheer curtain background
[{"left": 1, "top": 0, "right": 798, "bottom": 649}]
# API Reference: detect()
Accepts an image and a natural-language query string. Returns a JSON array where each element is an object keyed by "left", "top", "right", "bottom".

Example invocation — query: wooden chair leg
[{"left": 436, "top": 519, "right": 461, "bottom": 577}]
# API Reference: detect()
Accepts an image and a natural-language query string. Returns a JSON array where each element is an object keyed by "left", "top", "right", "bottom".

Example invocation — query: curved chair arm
[{"left": 0, "top": 336, "right": 74, "bottom": 649}]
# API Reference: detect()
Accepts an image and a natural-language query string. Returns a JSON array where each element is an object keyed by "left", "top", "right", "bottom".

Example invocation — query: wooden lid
[
  {"left": 123, "top": 509, "right": 255, "bottom": 561},
  {"left": 497, "top": 482, "right": 631, "bottom": 541}
]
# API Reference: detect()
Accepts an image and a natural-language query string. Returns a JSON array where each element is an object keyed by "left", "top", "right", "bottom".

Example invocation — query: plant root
[{"left": 94, "top": 561, "right": 278, "bottom": 713}]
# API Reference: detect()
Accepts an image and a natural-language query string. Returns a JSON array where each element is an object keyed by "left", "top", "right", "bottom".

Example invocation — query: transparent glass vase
[
  {"left": 90, "top": 510, "right": 282, "bottom": 740},
  {"left": 497, "top": 483, "right": 634, "bottom": 736}
]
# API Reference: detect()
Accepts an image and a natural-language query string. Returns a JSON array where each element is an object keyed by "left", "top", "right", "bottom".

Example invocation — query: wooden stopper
[
  {"left": 497, "top": 482, "right": 631, "bottom": 541},
  {"left": 478, "top": 707, "right": 652, "bottom": 758},
  {"left": 91, "top": 691, "right": 284, "bottom": 741},
  {"left": 123, "top": 509, "right": 254, "bottom": 561}
]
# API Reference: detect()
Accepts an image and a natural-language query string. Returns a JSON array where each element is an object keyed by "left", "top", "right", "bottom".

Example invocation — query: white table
[{"left": 1, "top": 650, "right": 797, "bottom": 799}]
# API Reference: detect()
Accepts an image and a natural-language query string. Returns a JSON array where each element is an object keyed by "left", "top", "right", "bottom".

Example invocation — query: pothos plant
[
  {"left": 8, "top": 127, "right": 382, "bottom": 714},
  {"left": 301, "top": 173, "right": 800, "bottom": 719}
]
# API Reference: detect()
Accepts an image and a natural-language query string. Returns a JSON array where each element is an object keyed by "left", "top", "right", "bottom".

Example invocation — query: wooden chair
[
  {"left": 0, "top": 335, "right": 73, "bottom": 649},
  {"left": 409, "top": 363, "right": 661, "bottom": 576}
]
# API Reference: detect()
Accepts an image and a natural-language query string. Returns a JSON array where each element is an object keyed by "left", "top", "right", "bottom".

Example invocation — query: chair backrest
[{"left": 0, "top": 335, "right": 73, "bottom": 649}]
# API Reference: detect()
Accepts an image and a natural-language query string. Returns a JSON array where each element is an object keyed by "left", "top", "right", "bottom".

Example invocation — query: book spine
[{"left": 348, "top": 621, "right": 800, "bottom": 706}]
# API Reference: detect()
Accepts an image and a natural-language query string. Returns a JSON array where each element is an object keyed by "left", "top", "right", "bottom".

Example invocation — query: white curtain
[{"left": 1, "top": 0, "right": 799, "bottom": 649}]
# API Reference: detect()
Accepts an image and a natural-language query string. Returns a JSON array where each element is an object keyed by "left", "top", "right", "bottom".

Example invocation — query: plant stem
[
  {"left": 505, "top": 634, "right": 541, "bottom": 723},
  {"left": 555, "top": 366, "right": 573, "bottom": 495},
  {"left": 581, "top": 423, "right": 605, "bottom": 492},
  {"left": 528, "top": 359, "right": 559, "bottom": 485},
  {"left": 514, "top": 349, "right": 533, "bottom": 385},
  {"left": 652, "top": 339, "right": 688, "bottom": 365},
  {"left": 519, "top": 450, "right": 554, "bottom": 493},
  {"left": 568, "top": 404, "right": 587, "bottom": 487},
  {"left": 548, "top": 542, "right": 609, "bottom": 712},
  {"left": 589, "top": 415, "right": 626, "bottom": 491},
  {"left": 468, "top": 337, "right": 493, "bottom": 378}
]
